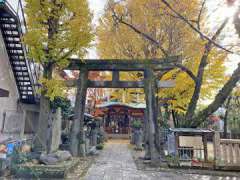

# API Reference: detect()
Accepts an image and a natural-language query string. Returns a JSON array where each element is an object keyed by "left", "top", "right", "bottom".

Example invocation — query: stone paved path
[{"left": 84, "top": 140, "right": 240, "bottom": 180}]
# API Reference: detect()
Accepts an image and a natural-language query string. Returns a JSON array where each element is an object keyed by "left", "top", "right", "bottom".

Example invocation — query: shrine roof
[{"left": 96, "top": 102, "right": 146, "bottom": 109}]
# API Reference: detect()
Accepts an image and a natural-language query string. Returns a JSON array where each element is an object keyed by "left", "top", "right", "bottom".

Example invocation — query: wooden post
[
  {"left": 175, "top": 132, "right": 179, "bottom": 157},
  {"left": 213, "top": 131, "right": 220, "bottom": 168},
  {"left": 229, "top": 143, "right": 234, "bottom": 165},
  {"left": 203, "top": 133, "right": 208, "bottom": 162},
  {"left": 224, "top": 96, "right": 232, "bottom": 138},
  {"left": 144, "top": 68, "right": 159, "bottom": 164},
  {"left": 70, "top": 68, "right": 88, "bottom": 157},
  {"left": 234, "top": 143, "right": 240, "bottom": 164}
]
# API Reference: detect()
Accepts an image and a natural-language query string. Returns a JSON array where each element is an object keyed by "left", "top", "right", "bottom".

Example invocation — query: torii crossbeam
[{"left": 65, "top": 57, "right": 180, "bottom": 89}]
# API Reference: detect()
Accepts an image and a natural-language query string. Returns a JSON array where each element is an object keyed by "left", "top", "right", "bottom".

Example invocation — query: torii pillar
[{"left": 70, "top": 68, "right": 88, "bottom": 156}]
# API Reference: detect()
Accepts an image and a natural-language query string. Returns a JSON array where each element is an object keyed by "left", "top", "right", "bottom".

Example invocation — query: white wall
[{"left": 0, "top": 32, "right": 20, "bottom": 131}]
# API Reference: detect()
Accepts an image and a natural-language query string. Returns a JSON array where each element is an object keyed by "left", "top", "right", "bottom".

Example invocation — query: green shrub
[
  {"left": 131, "top": 120, "right": 142, "bottom": 129},
  {"left": 96, "top": 144, "right": 104, "bottom": 150},
  {"left": 166, "top": 155, "right": 180, "bottom": 166}
]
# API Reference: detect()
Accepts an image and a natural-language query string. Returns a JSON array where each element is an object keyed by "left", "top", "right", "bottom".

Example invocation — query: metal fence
[{"left": 177, "top": 147, "right": 204, "bottom": 161}]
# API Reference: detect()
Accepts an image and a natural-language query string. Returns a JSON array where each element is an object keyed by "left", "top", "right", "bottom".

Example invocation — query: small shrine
[{"left": 96, "top": 102, "right": 145, "bottom": 135}]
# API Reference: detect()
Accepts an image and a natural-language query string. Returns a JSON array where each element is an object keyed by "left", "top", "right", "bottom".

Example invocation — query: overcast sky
[
  {"left": 86, "top": 0, "right": 107, "bottom": 59},
  {"left": 88, "top": 0, "right": 107, "bottom": 24}
]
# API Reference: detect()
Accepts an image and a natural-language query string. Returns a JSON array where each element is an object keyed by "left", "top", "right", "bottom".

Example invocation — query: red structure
[{"left": 96, "top": 102, "right": 145, "bottom": 135}]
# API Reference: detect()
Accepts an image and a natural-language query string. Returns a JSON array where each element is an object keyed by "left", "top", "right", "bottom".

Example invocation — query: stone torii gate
[{"left": 65, "top": 57, "right": 180, "bottom": 162}]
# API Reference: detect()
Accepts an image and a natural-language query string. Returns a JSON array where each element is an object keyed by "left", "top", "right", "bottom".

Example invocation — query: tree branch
[
  {"left": 111, "top": 11, "right": 168, "bottom": 57},
  {"left": 57, "top": 48, "right": 75, "bottom": 61},
  {"left": 185, "top": 18, "right": 229, "bottom": 120},
  {"left": 174, "top": 64, "right": 197, "bottom": 83},
  {"left": 192, "top": 63, "right": 240, "bottom": 127},
  {"left": 160, "top": 0, "right": 233, "bottom": 54},
  {"left": 197, "top": 0, "right": 206, "bottom": 32}
]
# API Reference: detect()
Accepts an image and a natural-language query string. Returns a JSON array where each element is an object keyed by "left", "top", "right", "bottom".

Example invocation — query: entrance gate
[{"left": 65, "top": 57, "right": 180, "bottom": 161}]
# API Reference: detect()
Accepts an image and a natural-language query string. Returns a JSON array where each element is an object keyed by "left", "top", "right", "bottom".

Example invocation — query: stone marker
[
  {"left": 85, "top": 138, "right": 90, "bottom": 154},
  {"left": 91, "top": 128, "right": 98, "bottom": 146},
  {"left": 135, "top": 129, "right": 143, "bottom": 150},
  {"left": 47, "top": 108, "right": 62, "bottom": 153}
]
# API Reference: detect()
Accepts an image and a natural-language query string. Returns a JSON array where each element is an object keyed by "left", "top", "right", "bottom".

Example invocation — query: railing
[
  {"left": 214, "top": 132, "right": 240, "bottom": 169},
  {"left": 3, "top": 0, "right": 41, "bottom": 101},
  {"left": 5, "top": 0, "right": 27, "bottom": 34},
  {"left": 219, "top": 139, "right": 240, "bottom": 166}
]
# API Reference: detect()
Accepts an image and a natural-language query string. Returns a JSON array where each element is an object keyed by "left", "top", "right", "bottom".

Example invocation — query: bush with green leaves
[
  {"left": 96, "top": 144, "right": 104, "bottom": 150},
  {"left": 51, "top": 97, "right": 73, "bottom": 119},
  {"left": 165, "top": 155, "right": 180, "bottom": 166},
  {"left": 131, "top": 120, "right": 142, "bottom": 129}
]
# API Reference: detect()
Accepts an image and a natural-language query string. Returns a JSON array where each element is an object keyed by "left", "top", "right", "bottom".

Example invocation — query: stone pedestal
[
  {"left": 91, "top": 129, "right": 98, "bottom": 146},
  {"left": 79, "top": 144, "right": 86, "bottom": 157},
  {"left": 134, "top": 129, "right": 143, "bottom": 150},
  {"left": 85, "top": 138, "right": 90, "bottom": 154},
  {"left": 99, "top": 127, "right": 106, "bottom": 143}
]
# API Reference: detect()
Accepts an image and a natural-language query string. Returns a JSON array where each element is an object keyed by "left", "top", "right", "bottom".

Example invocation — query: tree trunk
[
  {"left": 185, "top": 55, "right": 207, "bottom": 121},
  {"left": 172, "top": 110, "right": 178, "bottom": 128},
  {"left": 185, "top": 19, "right": 229, "bottom": 122},
  {"left": 34, "top": 64, "right": 53, "bottom": 151},
  {"left": 192, "top": 63, "right": 240, "bottom": 127},
  {"left": 223, "top": 96, "right": 231, "bottom": 138},
  {"left": 34, "top": 95, "right": 51, "bottom": 151},
  {"left": 70, "top": 68, "right": 88, "bottom": 156}
]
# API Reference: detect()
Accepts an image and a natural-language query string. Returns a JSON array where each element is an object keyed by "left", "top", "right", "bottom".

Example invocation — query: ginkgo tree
[
  {"left": 97, "top": 0, "right": 230, "bottom": 162},
  {"left": 97, "top": 0, "right": 227, "bottom": 124},
  {"left": 24, "top": 0, "right": 93, "bottom": 152}
]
